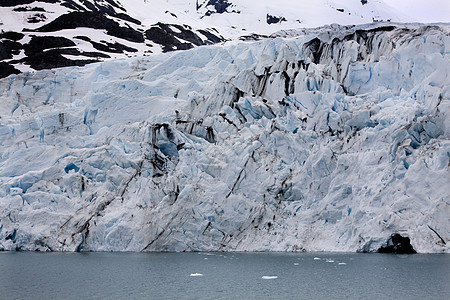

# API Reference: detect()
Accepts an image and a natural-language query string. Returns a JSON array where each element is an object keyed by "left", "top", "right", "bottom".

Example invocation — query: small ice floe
[
  {"left": 293, "top": 263, "right": 300, "bottom": 266},
  {"left": 190, "top": 273, "right": 204, "bottom": 277},
  {"left": 204, "top": 258, "right": 208, "bottom": 260},
  {"left": 262, "top": 276, "right": 278, "bottom": 280},
  {"left": 313, "top": 257, "right": 321, "bottom": 260},
  {"left": 338, "top": 262, "right": 347, "bottom": 265},
  {"left": 325, "top": 259, "right": 335, "bottom": 263}
]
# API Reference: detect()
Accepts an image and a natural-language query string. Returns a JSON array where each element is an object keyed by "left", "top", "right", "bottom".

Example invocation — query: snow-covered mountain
[
  {"left": 0, "top": 0, "right": 412, "bottom": 78},
  {"left": 1, "top": 22, "right": 449, "bottom": 253}
]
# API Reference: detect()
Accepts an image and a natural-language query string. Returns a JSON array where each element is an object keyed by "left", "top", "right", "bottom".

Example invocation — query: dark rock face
[
  {"left": 24, "top": 36, "right": 76, "bottom": 55},
  {"left": 198, "top": 29, "right": 224, "bottom": 44},
  {"left": 27, "top": 13, "right": 47, "bottom": 23},
  {"left": 16, "top": 36, "right": 103, "bottom": 70},
  {"left": 146, "top": 25, "right": 194, "bottom": 52},
  {"left": 207, "top": 0, "right": 232, "bottom": 14},
  {"left": 74, "top": 36, "right": 137, "bottom": 54},
  {"left": 31, "top": 12, "right": 145, "bottom": 43},
  {"left": 0, "top": 0, "right": 36, "bottom": 7},
  {"left": 13, "top": 6, "right": 46, "bottom": 12},
  {"left": 17, "top": 49, "right": 99, "bottom": 70},
  {"left": 361, "top": 0, "right": 368, "bottom": 4},
  {"left": 378, "top": 234, "right": 417, "bottom": 254},
  {"left": 239, "top": 33, "right": 269, "bottom": 41},
  {"left": 0, "top": 32, "right": 24, "bottom": 41},
  {"left": 266, "top": 14, "right": 286, "bottom": 24},
  {"left": 0, "top": 39, "right": 22, "bottom": 60},
  {"left": 146, "top": 23, "right": 225, "bottom": 52},
  {"left": 197, "top": 0, "right": 238, "bottom": 16},
  {"left": 0, "top": 62, "right": 21, "bottom": 78},
  {"left": 0, "top": 31, "right": 25, "bottom": 77},
  {"left": 1, "top": 0, "right": 59, "bottom": 6}
]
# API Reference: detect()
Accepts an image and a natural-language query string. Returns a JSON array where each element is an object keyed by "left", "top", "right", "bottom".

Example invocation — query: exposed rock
[
  {"left": 145, "top": 23, "right": 225, "bottom": 52},
  {"left": 0, "top": 0, "right": 36, "bottom": 7},
  {"left": 0, "top": 40, "right": 22, "bottom": 60},
  {"left": 0, "top": 31, "right": 24, "bottom": 41},
  {"left": 74, "top": 36, "right": 137, "bottom": 54},
  {"left": 30, "top": 12, "right": 145, "bottom": 43},
  {"left": 197, "top": 0, "right": 238, "bottom": 16},
  {"left": 267, "top": 14, "right": 287, "bottom": 24},
  {"left": 24, "top": 36, "right": 76, "bottom": 55},
  {"left": 13, "top": 6, "right": 46, "bottom": 12},
  {"left": 0, "top": 62, "right": 20, "bottom": 78}
]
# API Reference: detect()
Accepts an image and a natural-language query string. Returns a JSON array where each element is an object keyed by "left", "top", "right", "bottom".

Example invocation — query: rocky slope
[
  {"left": 0, "top": 0, "right": 411, "bottom": 78},
  {"left": 0, "top": 23, "right": 449, "bottom": 253},
  {"left": 0, "top": 0, "right": 226, "bottom": 78}
]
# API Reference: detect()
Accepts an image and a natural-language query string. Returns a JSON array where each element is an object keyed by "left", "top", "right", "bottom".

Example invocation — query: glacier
[{"left": 0, "top": 23, "right": 449, "bottom": 253}]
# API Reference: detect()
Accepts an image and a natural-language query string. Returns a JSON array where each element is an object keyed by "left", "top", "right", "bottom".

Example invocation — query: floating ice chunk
[
  {"left": 293, "top": 263, "right": 300, "bottom": 266},
  {"left": 198, "top": 252, "right": 215, "bottom": 256},
  {"left": 313, "top": 257, "right": 321, "bottom": 260},
  {"left": 338, "top": 262, "right": 347, "bottom": 265},
  {"left": 325, "top": 259, "right": 335, "bottom": 263},
  {"left": 262, "top": 276, "right": 278, "bottom": 280},
  {"left": 190, "top": 273, "right": 204, "bottom": 277}
]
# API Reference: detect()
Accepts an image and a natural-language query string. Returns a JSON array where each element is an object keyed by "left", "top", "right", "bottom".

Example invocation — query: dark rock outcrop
[
  {"left": 30, "top": 12, "right": 145, "bottom": 43},
  {"left": 145, "top": 23, "right": 225, "bottom": 52},
  {"left": 0, "top": 62, "right": 21, "bottom": 78},
  {"left": 267, "top": 14, "right": 286, "bottom": 24}
]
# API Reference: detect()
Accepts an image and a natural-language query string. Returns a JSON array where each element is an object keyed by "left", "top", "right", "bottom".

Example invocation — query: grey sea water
[{"left": 0, "top": 252, "right": 449, "bottom": 299}]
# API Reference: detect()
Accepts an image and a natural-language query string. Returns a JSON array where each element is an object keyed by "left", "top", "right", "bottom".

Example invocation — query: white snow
[
  {"left": 0, "top": 23, "right": 449, "bottom": 253},
  {"left": 115, "top": 0, "right": 414, "bottom": 39}
]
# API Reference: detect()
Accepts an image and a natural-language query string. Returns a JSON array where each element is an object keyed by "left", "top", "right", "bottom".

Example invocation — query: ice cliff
[{"left": 0, "top": 23, "right": 449, "bottom": 253}]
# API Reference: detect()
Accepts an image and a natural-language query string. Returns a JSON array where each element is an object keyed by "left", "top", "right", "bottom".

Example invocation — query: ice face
[{"left": 0, "top": 23, "right": 449, "bottom": 253}]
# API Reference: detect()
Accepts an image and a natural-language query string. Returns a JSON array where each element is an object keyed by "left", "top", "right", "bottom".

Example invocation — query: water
[{"left": 1, "top": 252, "right": 449, "bottom": 299}]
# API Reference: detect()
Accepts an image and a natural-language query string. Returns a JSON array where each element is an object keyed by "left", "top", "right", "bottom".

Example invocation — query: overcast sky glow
[{"left": 384, "top": 0, "right": 450, "bottom": 23}]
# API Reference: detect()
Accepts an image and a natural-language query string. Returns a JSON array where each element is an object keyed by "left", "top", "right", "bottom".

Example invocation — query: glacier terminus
[{"left": 0, "top": 23, "right": 449, "bottom": 253}]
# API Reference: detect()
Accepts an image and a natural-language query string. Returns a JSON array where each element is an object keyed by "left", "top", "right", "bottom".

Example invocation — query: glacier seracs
[{"left": 0, "top": 23, "right": 449, "bottom": 253}]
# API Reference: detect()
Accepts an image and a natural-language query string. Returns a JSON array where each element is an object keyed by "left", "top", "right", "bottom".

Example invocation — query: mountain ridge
[{"left": 0, "top": 0, "right": 415, "bottom": 78}]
